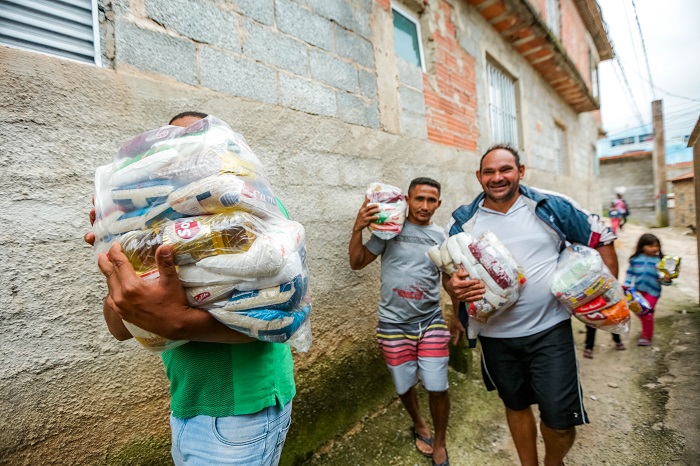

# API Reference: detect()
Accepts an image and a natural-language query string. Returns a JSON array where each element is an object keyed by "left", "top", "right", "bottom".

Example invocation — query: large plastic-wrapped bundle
[
  {"left": 365, "top": 183, "right": 406, "bottom": 240},
  {"left": 93, "top": 116, "right": 312, "bottom": 353},
  {"left": 551, "top": 244, "right": 629, "bottom": 334},
  {"left": 429, "top": 231, "right": 526, "bottom": 338}
]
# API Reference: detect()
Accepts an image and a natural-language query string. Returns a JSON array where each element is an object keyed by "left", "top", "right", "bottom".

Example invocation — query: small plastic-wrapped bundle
[
  {"left": 365, "top": 182, "right": 407, "bottom": 240},
  {"left": 551, "top": 244, "right": 630, "bottom": 334},
  {"left": 658, "top": 255, "right": 681, "bottom": 280},
  {"left": 623, "top": 286, "right": 653, "bottom": 316},
  {"left": 428, "top": 231, "right": 526, "bottom": 336},
  {"left": 93, "top": 116, "right": 312, "bottom": 353}
]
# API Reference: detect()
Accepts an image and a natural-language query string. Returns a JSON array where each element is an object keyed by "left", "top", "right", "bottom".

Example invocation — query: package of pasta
[
  {"left": 365, "top": 182, "right": 407, "bottom": 240},
  {"left": 428, "top": 231, "right": 526, "bottom": 325},
  {"left": 551, "top": 244, "right": 630, "bottom": 334},
  {"left": 92, "top": 116, "right": 312, "bottom": 353}
]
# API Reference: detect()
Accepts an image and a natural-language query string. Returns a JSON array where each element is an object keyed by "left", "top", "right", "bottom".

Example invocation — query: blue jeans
[{"left": 170, "top": 401, "right": 292, "bottom": 465}]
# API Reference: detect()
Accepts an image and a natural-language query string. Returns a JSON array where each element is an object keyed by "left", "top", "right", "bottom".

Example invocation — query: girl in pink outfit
[{"left": 623, "top": 234, "right": 672, "bottom": 346}]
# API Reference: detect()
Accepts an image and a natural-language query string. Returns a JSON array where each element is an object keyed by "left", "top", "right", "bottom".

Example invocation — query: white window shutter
[{"left": 0, "top": 0, "right": 100, "bottom": 65}]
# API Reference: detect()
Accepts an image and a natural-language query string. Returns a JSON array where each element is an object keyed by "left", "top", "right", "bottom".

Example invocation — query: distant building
[
  {"left": 599, "top": 151, "right": 655, "bottom": 225},
  {"left": 669, "top": 171, "right": 696, "bottom": 229},
  {"left": 597, "top": 124, "right": 695, "bottom": 225},
  {"left": 597, "top": 125, "right": 694, "bottom": 164}
]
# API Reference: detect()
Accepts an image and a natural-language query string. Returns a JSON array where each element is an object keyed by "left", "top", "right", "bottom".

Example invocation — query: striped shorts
[{"left": 376, "top": 311, "right": 450, "bottom": 395}]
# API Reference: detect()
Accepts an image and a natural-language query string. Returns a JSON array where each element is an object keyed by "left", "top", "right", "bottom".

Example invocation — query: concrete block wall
[
  {"left": 599, "top": 154, "right": 656, "bottom": 226},
  {"left": 452, "top": 0, "right": 602, "bottom": 210},
  {"left": 671, "top": 179, "right": 696, "bottom": 228},
  {"left": 108, "top": 0, "right": 380, "bottom": 129}
]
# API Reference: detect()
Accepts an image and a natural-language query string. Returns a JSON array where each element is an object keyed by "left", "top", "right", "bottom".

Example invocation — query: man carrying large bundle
[
  {"left": 85, "top": 112, "right": 297, "bottom": 466},
  {"left": 444, "top": 145, "right": 618, "bottom": 466}
]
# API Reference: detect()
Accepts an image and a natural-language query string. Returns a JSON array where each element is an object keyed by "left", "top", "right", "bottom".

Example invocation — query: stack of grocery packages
[
  {"left": 365, "top": 182, "right": 406, "bottom": 240},
  {"left": 551, "top": 244, "right": 630, "bottom": 333},
  {"left": 428, "top": 231, "right": 526, "bottom": 339},
  {"left": 92, "top": 116, "right": 311, "bottom": 352}
]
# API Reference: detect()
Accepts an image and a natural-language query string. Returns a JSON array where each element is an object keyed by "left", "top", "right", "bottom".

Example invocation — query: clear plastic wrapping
[
  {"left": 551, "top": 244, "right": 630, "bottom": 334},
  {"left": 429, "top": 231, "right": 526, "bottom": 328},
  {"left": 658, "top": 255, "right": 681, "bottom": 280},
  {"left": 93, "top": 116, "right": 312, "bottom": 353},
  {"left": 365, "top": 182, "right": 407, "bottom": 240},
  {"left": 623, "top": 286, "right": 652, "bottom": 316}
]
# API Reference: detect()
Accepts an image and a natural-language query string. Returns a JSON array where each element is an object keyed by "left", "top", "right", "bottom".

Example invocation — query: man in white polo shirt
[{"left": 444, "top": 145, "right": 618, "bottom": 466}]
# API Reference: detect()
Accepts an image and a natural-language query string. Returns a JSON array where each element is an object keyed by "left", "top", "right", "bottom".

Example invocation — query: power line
[
  {"left": 621, "top": 0, "right": 650, "bottom": 103},
  {"left": 611, "top": 57, "right": 646, "bottom": 127},
  {"left": 629, "top": 0, "right": 656, "bottom": 99},
  {"left": 617, "top": 57, "right": 700, "bottom": 103},
  {"left": 604, "top": 106, "right": 700, "bottom": 132}
]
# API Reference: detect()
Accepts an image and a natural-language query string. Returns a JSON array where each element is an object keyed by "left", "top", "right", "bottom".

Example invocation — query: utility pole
[{"left": 652, "top": 100, "right": 669, "bottom": 227}]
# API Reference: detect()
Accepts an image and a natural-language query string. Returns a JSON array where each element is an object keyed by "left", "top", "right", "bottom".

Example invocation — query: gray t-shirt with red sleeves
[{"left": 365, "top": 221, "right": 445, "bottom": 324}]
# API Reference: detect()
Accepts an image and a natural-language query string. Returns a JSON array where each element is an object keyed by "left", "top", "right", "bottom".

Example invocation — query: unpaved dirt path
[{"left": 306, "top": 223, "right": 699, "bottom": 466}]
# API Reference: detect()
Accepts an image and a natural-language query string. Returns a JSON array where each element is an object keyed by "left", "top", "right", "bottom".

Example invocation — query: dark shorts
[{"left": 479, "top": 319, "right": 589, "bottom": 430}]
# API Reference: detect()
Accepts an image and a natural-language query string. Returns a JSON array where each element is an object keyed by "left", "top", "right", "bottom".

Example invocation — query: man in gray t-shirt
[{"left": 349, "top": 178, "right": 450, "bottom": 466}]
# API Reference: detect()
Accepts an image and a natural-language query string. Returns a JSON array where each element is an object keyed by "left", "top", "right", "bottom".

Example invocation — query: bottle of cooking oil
[{"left": 120, "top": 212, "right": 257, "bottom": 274}]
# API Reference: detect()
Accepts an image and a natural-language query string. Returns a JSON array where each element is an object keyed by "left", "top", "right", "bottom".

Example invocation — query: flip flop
[
  {"left": 410, "top": 424, "right": 433, "bottom": 458},
  {"left": 432, "top": 449, "right": 449, "bottom": 466}
]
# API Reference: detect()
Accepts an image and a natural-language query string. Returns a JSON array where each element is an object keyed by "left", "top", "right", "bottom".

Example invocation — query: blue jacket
[{"left": 448, "top": 185, "right": 616, "bottom": 250}]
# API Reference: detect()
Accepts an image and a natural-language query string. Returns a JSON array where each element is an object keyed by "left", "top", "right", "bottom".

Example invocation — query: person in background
[
  {"left": 583, "top": 326, "right": 624, "bottom": 359},
  {"left": 608, "top": 193, "right": 627, "bottom": 234},
  {"left": 349, "top": 178, "right": 451, "bottom": 466},
  {"left": 85, "top": 111, "right": 296, "bottom": 466},
  {"left": 624, "top": 233, "right": 672, "bottom": 346}
]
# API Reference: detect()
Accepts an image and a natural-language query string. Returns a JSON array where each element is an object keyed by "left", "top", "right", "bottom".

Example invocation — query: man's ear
[
  {"left": 476, "top": 170, "right": 482, "bottom": 184},
  {"left": 519, "top": 165, "right": 526, "bottom": 180}
]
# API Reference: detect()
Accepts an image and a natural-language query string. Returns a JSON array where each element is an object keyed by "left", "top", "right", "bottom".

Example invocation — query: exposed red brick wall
[
  {"left": 375, "top": 0, "right": 391, "bottom": 11},
  {"left": 560, "top": 0, "right": 591, "bottom": 88},
  {"left": 424, "top": 1, "right": 478, "bottom": 151}
]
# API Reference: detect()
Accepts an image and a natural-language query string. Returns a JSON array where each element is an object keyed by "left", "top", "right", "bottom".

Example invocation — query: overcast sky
[{"left": 597, "top": 0, "right": 700, "bottom": 138}]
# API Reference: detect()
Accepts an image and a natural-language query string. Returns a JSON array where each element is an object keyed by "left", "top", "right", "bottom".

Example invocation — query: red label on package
[
  {"left": 174, "top": 220, "right": 201, "bottom": 240},
  {"left": 194, "top": 291, "right": 211, "bottom": 303}
]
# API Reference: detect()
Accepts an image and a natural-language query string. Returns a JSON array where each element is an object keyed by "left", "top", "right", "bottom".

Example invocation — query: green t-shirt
[
  {"left": 162, "top": 340, "right": 295, "bottom": 418},
  {"left": 164, "top": 197, "right": 296, "bottom": 418}
]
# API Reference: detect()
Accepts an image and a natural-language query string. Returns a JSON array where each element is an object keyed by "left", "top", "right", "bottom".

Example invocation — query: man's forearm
[
  {"left": 349, "top": 228, "right": 373, "bottom": 270},
  {"left": 166, "top": 307, "right": 255, "bottom": 344},
  {"left": 597, "top": 243, "right": 619, "bottom": 278}
]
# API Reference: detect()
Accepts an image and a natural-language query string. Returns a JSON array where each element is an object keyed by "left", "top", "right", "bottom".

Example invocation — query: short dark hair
[
  {"left": 479, "top": 144, "right": 521, "bottom": 170},
  {"left": 408, "top": 177, "right": 441, "bottom": 196},
  {"left": 169, "top": 111, "right": 209, "bottom": 124}
]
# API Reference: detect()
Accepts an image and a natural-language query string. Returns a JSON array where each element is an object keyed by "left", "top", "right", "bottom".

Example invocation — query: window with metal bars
[
  {"left": 0, "top": 0, "right": 101, "bottom": 65},
  {"left": 487, "top": 62, "right": 519, "bottom": 147}
]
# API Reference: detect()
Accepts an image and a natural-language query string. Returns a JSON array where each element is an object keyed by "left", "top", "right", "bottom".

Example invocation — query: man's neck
[
  {"left": 482, "top": 192, "right": 521, "bottom": 213},
  {"left": 406, "top": 217, "right": 431, "bottom": 226}
]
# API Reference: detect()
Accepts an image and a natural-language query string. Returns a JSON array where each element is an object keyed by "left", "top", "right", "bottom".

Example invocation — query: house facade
[{"left": 0, "top": 0, "right": 610, "bottom": 463}]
